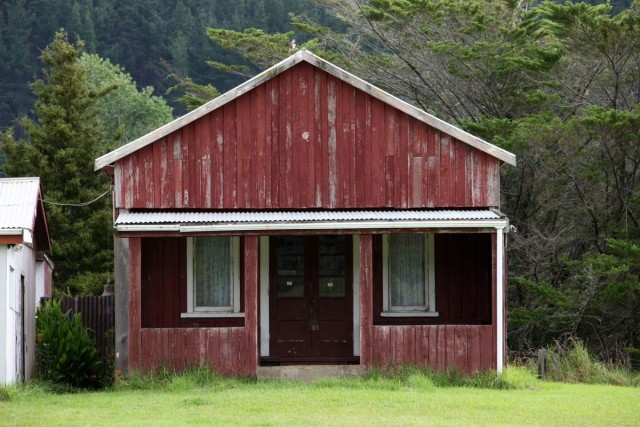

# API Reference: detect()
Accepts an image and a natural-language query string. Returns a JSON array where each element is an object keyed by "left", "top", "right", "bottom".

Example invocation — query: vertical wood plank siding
[
  {"left": 138, "top": 237, "right": 258, "bottom": 376},
  {"left": 360, "top": 235, "right": 495, "bottom": 373},
  {"left": 114, "top": 62, "right": 500, "bottom": 210},
  {"left": 140, "top": 327, "right": 255, "bottom": 376},
  {"left": 371, "top": 234, "right": 492, "bottom": 326},
  {"left": 367, "top": 325, "right": 496, "bottom": 373}
]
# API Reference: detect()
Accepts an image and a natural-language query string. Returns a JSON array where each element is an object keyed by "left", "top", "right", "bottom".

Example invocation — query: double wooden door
[{"left": 269, "top": 235, "right": 353, "bottom": 360}]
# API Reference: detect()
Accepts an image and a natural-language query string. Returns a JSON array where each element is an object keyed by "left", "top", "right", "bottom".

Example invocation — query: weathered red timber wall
[
  {"left": 133, "top": 237, "right": 259, "bottom": 376},
  {"left": 360, "top": 234, "right": 497, "bottom": 373},
  {"left": 113, "top": 62, "right": 501, "bottom": 210},
  {"left": 140, "top": 327, "right": 252, "bottom": 375},
  {"left": 372, "top": 234, "right": 492, "bottom": 325},
  {"left": 140, "top": 238, "right": 243, "bottom": 328},
  {"left": 369, "top": 325, "right": 496, "bottom": 373}
]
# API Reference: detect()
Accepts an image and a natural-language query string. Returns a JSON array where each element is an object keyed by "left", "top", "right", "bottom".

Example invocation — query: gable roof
[
  {"left": 0, "top": 177, "right": 41, "bottom": 231},
  {"left": 0, "top": 177, "right": 51, "bottom": 251},
  {"left": 94, "top": 49, "right": 516, "bottom": 171}
]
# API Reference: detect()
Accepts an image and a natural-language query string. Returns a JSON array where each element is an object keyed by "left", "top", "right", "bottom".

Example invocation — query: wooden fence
[{"left": 59, "top": 295, "right": 115, "bottom": 360}]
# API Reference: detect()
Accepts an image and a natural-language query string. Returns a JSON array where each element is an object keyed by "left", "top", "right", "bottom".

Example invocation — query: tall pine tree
[{"left": 0, "top": 30, "right": 113, "bottom": 295}]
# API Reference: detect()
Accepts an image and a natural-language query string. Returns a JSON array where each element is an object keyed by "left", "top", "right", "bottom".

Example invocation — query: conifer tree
[{"left": 0, "top": 30, "right": 113, "bottom": 295}]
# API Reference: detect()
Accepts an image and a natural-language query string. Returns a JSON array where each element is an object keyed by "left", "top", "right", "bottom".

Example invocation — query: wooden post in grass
[{"left": 538, "top": 349, "right": 547, "bottom": 379}]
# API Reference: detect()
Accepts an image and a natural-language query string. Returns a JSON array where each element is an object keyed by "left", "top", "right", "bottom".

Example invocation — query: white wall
[
  {"left": 35, "top": 260, "right": 46, "bottom": 307},
  {"left": 0, "top": 244, "right": 9, "bottom": 386},
  {"left": 0, "top": 243, "right": 37, "bottom": 386}
]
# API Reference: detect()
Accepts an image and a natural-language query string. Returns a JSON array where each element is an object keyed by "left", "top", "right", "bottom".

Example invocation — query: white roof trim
[
  {"left": 0, "top": 229, "right": 23, "bottom": 236},
  {"left": 95, "top": 50, "right": 516, "bottom": 171},
  {"left": 117, "top": 219, "right": 508, "bottom": 233},
  {"left": 114, "top": 209, "right": 508, "bottom": 233}
]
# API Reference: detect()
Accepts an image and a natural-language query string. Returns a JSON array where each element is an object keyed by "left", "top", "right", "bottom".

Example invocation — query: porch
[{"left": 119, "top": 210, "right": 506, "bottom": 376}]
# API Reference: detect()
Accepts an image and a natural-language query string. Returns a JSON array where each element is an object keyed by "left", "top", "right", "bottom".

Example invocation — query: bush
[
  {"left": 545, "top": 339, "right": 639, "bottom": 386},
  {"left": 0, "top": 386, "right": 14, "bottom": 402},
  {"left": 36, "top": 299, "right": 103, "bottom": 389}
]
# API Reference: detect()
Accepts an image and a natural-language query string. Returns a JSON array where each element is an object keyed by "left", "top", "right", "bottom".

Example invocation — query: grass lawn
[{"left": 1, "top": 369, "right": 639, "bottom": 426}]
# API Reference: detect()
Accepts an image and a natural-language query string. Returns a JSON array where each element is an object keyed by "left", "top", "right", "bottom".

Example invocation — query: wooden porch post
[
  {"left": 496, "top": 227, "right": 505, "bottom": 373},
  {"left": 243, "top": 236, "right": 259, "bottom": 376},
  {"left": 128, "top": 237, "right": 141, "bottom": 371},
  {"left": 359, "top": 234, "right": 373, "bottom": 368}
]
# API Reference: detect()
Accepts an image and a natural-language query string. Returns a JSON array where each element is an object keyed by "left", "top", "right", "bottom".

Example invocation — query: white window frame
[
  {"left": 181, "top": 236, "right": 243, "bottom": 318},
  {"left": 381, "top": 233, "right": 438, "bottom": 317}
]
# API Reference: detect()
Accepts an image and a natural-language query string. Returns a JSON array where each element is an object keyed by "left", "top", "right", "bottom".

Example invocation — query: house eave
[{"left": 115, "top": 219, "right": 509, "bottom": 234}]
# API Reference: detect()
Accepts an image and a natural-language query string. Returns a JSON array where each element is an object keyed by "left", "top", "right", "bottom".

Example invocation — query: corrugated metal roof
[
  {"left": 116, "top": 209, "right": 501, "bottom": 225},
  {"left": 0, "top": 177, "right": 41, "bottom": 231}
]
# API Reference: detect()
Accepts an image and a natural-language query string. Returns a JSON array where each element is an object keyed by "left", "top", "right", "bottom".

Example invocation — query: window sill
[
  {"left": 181, "top": 312, "right": 245, "bottom": 319},
  {"left": 380, "top": 311, "right": 439, "bottom": 318}
]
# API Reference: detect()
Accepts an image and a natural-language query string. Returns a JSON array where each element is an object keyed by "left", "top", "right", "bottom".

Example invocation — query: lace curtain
[
  {"left": 194, "top": 237, "right": 231, "bottom": 308},
  {"left": 389, "top": 234, "right": 425, "bottom": 307}
]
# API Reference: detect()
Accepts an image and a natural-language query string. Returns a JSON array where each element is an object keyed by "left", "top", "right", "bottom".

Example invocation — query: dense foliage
[
  {"left": 0, "top": 31, "right": 113, "bottom": 295},
  {"left": 81, "top": 53, "right": 174, "bottom": 147},
  {"left": 0, "top": 0, "right": 337, "bottom": 128},
  {"left": 35, "top": 299, "right": 103, "bottom": 388}
]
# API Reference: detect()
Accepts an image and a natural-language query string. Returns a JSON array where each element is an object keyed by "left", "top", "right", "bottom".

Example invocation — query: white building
[{"left": 0, "top": 177, "right": 52, "bottom": 385}]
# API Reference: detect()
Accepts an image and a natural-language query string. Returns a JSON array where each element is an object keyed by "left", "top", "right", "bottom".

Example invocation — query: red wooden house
[{"left": 95, "top": 50, "right": 515, "bottom": 376}]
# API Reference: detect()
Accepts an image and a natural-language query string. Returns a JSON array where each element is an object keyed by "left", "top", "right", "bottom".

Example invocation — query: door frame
[{"left": 259, "top": 235, "right": 361, "bottom": 360}]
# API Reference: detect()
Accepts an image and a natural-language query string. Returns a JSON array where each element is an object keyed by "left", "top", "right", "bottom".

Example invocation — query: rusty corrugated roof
[{"left": 0, "top": 177, "right": 41, "bottom": 231}]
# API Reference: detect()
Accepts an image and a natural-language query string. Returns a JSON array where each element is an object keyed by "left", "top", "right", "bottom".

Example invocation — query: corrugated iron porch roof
[{"left": 115, "top": 209, "right": 508, "bottom": 233}]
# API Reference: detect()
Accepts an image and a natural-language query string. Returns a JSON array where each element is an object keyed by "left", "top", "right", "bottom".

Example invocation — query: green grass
[{"left": 1, "top": 367, "right": 638, "bottom": 426}]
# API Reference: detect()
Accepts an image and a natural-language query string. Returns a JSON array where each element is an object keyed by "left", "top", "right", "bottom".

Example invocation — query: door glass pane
[
  {"left": 319, "top": 255, "right": 345, "bottom": 276},
  {"left": 277, "top": 256, "right": 304, "bottom": 275},
  {"left": 389, "top": 234, "right": 425, "bottom": 307},
  {"left": 277, "top": 236, "right": 304, "bottom": 255},
  {"left": 277, "top": 277, "right": 304, "bottom": 298},
  {"left": 276, "top": 237, "right": 305, "bottom": 298},
  {"left": 318, "top": 235, "right": 347, "bottom": 298},
  {"left": 319, "top": 277, "right": 345, "bottom": 297},
  {"left": 319, "top": 235, "right": 345, "bottom": 254}
]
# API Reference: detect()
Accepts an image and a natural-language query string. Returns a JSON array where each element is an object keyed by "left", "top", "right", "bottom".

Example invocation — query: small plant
[
  {"left": 115, "top": 365, "right": 232, "bottom": 391},
  {"left": 36, "top": 299, "right": 103, "bottom": 389},
  {"left": 545, "top": 339, "right": 639, "bottom": 386},
  {"left": 0, "top": 386, "right": 14, "bottom": 402},
  {"left": 626, "top": 347, "right": 640, "bottom": 371},
  {"left": 359, "top": 365, "right": 538, "bottom": 390}
]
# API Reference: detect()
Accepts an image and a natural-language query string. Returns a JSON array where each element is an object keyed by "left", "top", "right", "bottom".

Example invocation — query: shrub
[
  {"left": 0, "top": 386, "right": 14, "bottom": 402},
  {"left": 36, "top": 299, "right": 103, "bottom": 389},
  {"left": 545, "top": 339, "right": 639, "bottom": 386}
]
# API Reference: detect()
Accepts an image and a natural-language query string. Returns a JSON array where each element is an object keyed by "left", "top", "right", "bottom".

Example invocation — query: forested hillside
[
  {"left": 0, "top": 0, "right": 335, "bottom": 128},
  {"left": 0, "top": 0, "right": 628, "bottom": 129}
]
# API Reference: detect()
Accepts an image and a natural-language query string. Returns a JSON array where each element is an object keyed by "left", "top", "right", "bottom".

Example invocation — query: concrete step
[{"left": 257, "top": 365, "right": 362, "bottom": 381}]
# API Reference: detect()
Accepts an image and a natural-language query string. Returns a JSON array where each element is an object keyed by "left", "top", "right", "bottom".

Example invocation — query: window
[
  {"left": 182, "top": 236, "right": 243, "bottom": 318},
  {"left": 382, "top": 234, "right": 438, "bottom": 317}
]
